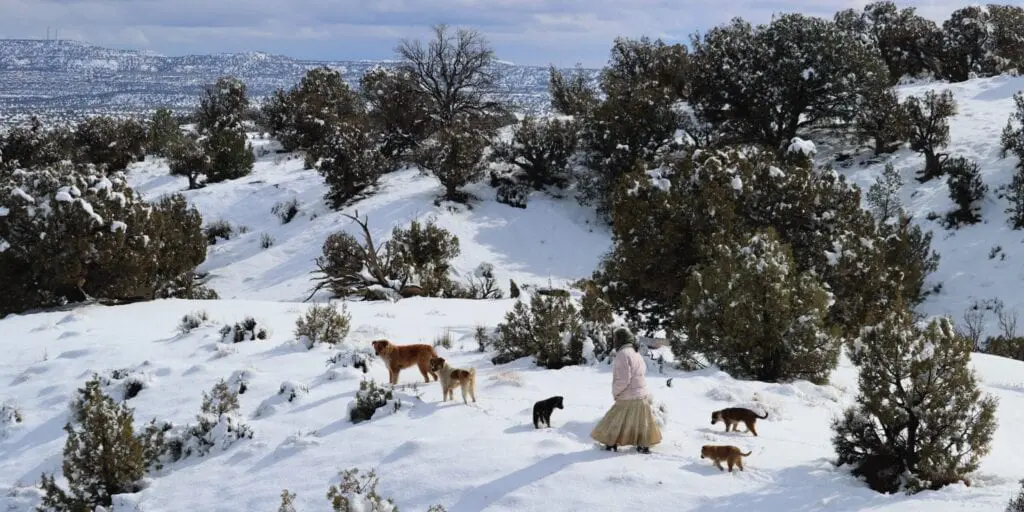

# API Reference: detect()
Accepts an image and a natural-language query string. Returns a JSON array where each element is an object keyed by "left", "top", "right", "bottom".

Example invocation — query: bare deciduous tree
[
  {"left": 958, "top": 306, "right": 985, "bottom": 351},
  {"left": 396, "top": 25, "right": 503, "bottom": 127}
]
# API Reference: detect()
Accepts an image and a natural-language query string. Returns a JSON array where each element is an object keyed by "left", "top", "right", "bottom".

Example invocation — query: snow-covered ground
[{"left": 2, "top": 74, "right": 1024, "bottom": 511}]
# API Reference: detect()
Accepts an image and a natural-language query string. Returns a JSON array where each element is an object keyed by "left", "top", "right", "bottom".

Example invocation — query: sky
[{"left": 0, "top": 0, "right": 964, "bottom": 68}]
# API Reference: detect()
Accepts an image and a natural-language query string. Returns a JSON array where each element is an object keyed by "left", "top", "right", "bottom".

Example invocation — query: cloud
[{"left": 0, "top": 0, "right": 966, "bottom": 66}]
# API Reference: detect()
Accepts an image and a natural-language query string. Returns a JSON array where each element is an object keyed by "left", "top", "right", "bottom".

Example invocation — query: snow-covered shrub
[
  {"left": 348, "top": 380, "right": 394, "bottom": 424},
  {"left": 70, "top": 371, "right": 150, "bottom": 418},
  {"left": 358, "top": 66, "right": 431, "bottom": 162},
  {"left": 0, "top": 399, "right": 23, "bottom": 439},
  {"left": 831, "top": 307, "right": 998, "bottom": 494},
  {"left": 167, "top": 379, "right": 253, "bottom": 460},
  {"left": 254, "top": 381, "right": 310, "bottom": 418},
  {"left": 495, "top": 181, "right": 528, "bottom": 209},
  {"left": 295, "top": 302, "right": 351, "bottom": 348},
  {"left": 272, "top": 198, "right": 300, "bottom": 224},
  {"left": 672, "top": 229, "right": 840, "bottom": 383},
  {"left": 453, "top": 262, "right": 503, "bottom": 300},
  {"left": 260, "top": 232, "right": 275, "bottom": 249},
  {"left": 262, "top": 66, "right": 363, "bottom": 153},
  {"left": 0, "top": 164, "right": 207, "bottom": 316},
  {"left": 943, "top": 156, "right": 987, "bottom": 227},
  {"left": 178, "top": 310, "right": 210, "bottom": 335},
  {"left": 325, "top": 468, "right": 396, "bottom": 512},
  {"left": 39, "top": 378, "right": 166, "bottom": 511},
  {"left": 73, "top": 115, "right": 147, "bottom": 172},
  {"left": 904, "top": 89, "right": 957, "bottom": 182},
  {"left": 490, "top": 116, "right": 578, "bottom": 190},
  {"left": 310, "top": 115, "right": 388, "bottom": 209},
  {"left": 690, "top": 13, "right": 887, "bottom": 153},
  {"left": 219, "top": 317, "right": 269, "bottom": 343},
  {"left": 310, "top": 214, "right": 460, "bottom": 300},
  {"left": 412, "top": 116, "right": 491, "bottom": 203},
  {"left": 278, "top": 489, "right": 298, "bottom": 512},
  {"left": 326, "top": 346, "right": 375, "bottom": 375},
  {"left": 0, "top": 117, "right": 75, "bottom": 171},
  {"left": 491, "top": 294, "right": 586, "bottom": 369},
  {"left": 204, "top": 220, "right": 233, "bottom": 245},
  {"left": 194, "top": 76, "right": 254, "bottom": 184}
]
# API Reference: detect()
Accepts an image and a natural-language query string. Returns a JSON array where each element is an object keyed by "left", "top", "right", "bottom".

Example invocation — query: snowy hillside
[{"left": 2, "top": 74, "right": 1024, "bottom": 511}]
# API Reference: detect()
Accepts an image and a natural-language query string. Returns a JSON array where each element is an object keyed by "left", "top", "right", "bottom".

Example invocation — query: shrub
[
  {"left": 168, "top": 379, "right": 253, "bottom": 459},
  {"left": 433, "top": 328, "right": 453, "bottom": 349},
  {"left": 73, "top": 116, "right": 148, "bottom": 171},
  {"left": 219, "top": 317, "right": 268, "bottom": 343},
  {"left": 326, "top": 468, "right": 396, "bottom": 512},
  {"left": 474, "top": 325, "right": 490, "bottom": 352},
  {"left": 492, "top": 294, "right": 585, "bottom": 369},
  {"left": 985, "top": 335, "right": 1024, "bottom": 361},
  {"left": 904, "top": 89, "right": 957, "bottom": 182},
  {"left": 279, "top": 489, "right": 298, "bottom": 512},
  {"left": 295, "top": 303, "right": 351, "bottom": 348},
  {"left": 455, "top": 262, "right": 504, "bottom": 300},
  {"left": 39, "top": 378, "right": 166, "bottom": 511},
  {"left": 855, "top": 86, "right": 909, "bottom": 155},
  {"left": 0, "top": 117, "right": 75, "bottom": 171},
  {"left": 0, "top": 164, "right": 206, "bottom": 316},
  {"left": 310, "top": 213, "right": 460, "bottom": 300},
  {"left": 943, "top": 156, "right": 987, "bottom": 227},
  {"left": 831, "top": 306, "right": 998, "bottom": 494},
  {"left": 495, "top": 181, "right": 528, "bottom": 209},
  {"left": 348, "top": 380, "right": 393, "bottom": 424},
  {"left": 205, "top": 220, "right": 233, "bottom": 245},
  {"left": 671, "top": 229, "right": 840, "bottom": 382},
  {"left": 260, "top": 233, "right": 275, "bottom": 249},
  {"left": 0, "top": 399, "right": 23, "bottom": 439},
  {"left": 490, "top": 116, "right": 578, "bottom": 190},
  {"left": 272, "top": 198, "right": 300, "bottom": 224}
]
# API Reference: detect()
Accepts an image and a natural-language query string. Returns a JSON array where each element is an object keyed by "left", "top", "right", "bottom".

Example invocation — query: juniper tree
[
  {"left": 310, "top": 115, "right": 388, "bottom": 208},
  {"left": 834, "top": 2, "right": 942, "bottom": 83},
  {"left": 39, "top": 378, "right": 165, "bottom": 511},
  {"left": 548, "top": 65, "right": 598, "bottom": 117},
  {"left": 194, "top": 76, "right": 254, "bottom": 183},
  {"left": 831, "top": 306, "right": 998, "bottom": 494},
  {"left": 265, "top": 67, "right": 364, "bottom": 154},
  {"left": 414, "top": 117, "right": 490, "bottom": 202},
  {"left": 168, "top": 133, "right": 209, "bottom": 190},
  {"left": 855, "top": 86, "right": 910, "bottom": 155},
  {"left": 73, "top": 116, "right": 147, "bottom": 172},
  {"left": 672, "top": 229, "right": 839, "bottom": 382},
  {"left": 987, "top": 5, "right": 1024, "bottom": 74},
  {"left": 148, "top": 107, "right": 182, "bottom": 157},
  {"left": 359, "top": 66, "right": 431, "bottom": 161},
  {"left": 878, "top": 214, "right": 940, "bottom": 307},
  {"left": 576, "top": 37, "right": 686, "bottom": 217},
  {"left": 866, "top": 163, "right": 904, "bottom": 221},
  {"left": 943, "top": 156, "right": 987, "bottom": 227},
  {"left": 490, "top": 116, "right": 578, "bottom": 190},
  {"left": 904, "top": 89, "right": 957, "bottom": 182},
  {"left": 1002, "top": 93, "right": 1024, "bottom": 228},
  {"left": 690, "top": 14, "right": 890, "bottom": 153},
  {"left": 940, "top": 6, "right": 993, "bottom": 82}
]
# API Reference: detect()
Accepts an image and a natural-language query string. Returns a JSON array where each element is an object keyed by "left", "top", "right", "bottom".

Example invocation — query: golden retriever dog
[
  {"left": 429, "top": 356, "right": 477, "bottom": 404},
  {"left": 371, "top": 339, "right": 439, "bottom": 385},
  {"left": 700, "top": 444, "right": 752, "bottom": 472}
]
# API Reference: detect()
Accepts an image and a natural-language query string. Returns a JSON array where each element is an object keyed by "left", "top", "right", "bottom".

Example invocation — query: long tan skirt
[{"left": 590, "top": 397, "right": 663, "bottom": 447}]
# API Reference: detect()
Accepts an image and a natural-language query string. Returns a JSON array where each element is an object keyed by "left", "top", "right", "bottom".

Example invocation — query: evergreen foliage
[
  {"left": 904, "top": 89, "right": 957, "bottom": 182},
  {"left": 832, "top": 307, "right": 998, "bottom": 494}
]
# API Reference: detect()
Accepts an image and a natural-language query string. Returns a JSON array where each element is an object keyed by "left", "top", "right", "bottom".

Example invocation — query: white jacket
[{"left": 612, "top": 345, "right": 649, "bottom": 401}]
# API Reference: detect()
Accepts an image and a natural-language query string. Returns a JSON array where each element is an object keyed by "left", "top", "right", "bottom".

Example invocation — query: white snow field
[{"left": 2, "top": 74, "right": 1024, "bottom": 511}]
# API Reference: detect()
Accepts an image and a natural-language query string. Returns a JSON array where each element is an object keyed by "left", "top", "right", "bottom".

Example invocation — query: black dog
[{"left": 532, "top": 396, "right": 564, "bottom": 429}]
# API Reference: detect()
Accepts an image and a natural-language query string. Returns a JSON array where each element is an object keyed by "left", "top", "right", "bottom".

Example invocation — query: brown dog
[
  {"left": 429, "top": 356, "right": 477, "bottom": 404},
  {"left": 711, "top": 407, "right": 768, "bottom": 436},
  {"left": 700, "top": 444, "right": 752, "bottom": 472},
  {"left": 371, "top": 339, "right": 439, "bottom": 385}
]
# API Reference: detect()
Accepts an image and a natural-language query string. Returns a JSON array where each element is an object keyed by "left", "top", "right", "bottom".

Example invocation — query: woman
[{"left": 590, "top": 327, "right": 662, "bottom": 454}]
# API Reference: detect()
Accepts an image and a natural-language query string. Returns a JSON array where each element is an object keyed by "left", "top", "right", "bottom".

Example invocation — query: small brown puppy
[
  {"left": 700, "top": 444, "right": 752, "bottom": 472},
  {"left": 429, "top": 356, "right": 477, "bottom": 404},
  {"left": 711, "top": 407, "right": 768, "bottom": 436},
  {"left": 371, "top": 339, "right": 439, "bottom": 385}
]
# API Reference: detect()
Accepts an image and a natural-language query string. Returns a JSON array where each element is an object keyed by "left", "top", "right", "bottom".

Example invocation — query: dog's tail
[
  {"left": 757, "top": 411, "right": 768, "bottom": 419},
  {"left": 741, "top": 451, "right": 752, "bottom": 457}
]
